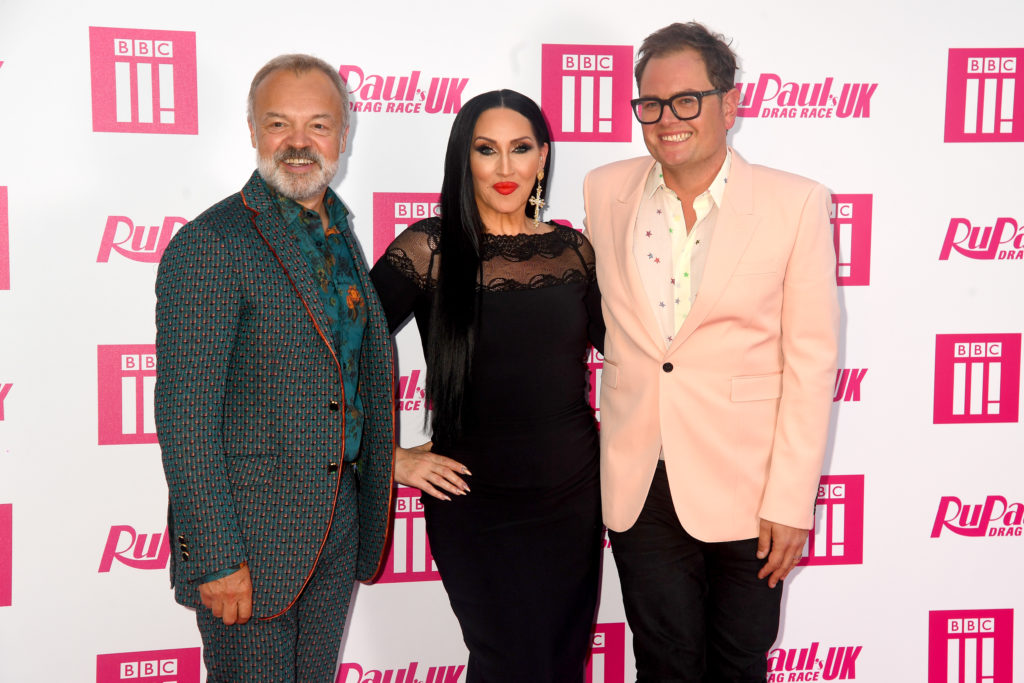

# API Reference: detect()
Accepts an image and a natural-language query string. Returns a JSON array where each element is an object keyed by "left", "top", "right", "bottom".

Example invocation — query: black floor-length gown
[{"left": 370, "top": 218, "right": 604, "bottom": 682}]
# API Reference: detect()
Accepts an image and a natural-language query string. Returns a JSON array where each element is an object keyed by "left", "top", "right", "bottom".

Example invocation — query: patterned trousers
[{"left": 197, "top": 466, "right": 359, "bottom": 682}]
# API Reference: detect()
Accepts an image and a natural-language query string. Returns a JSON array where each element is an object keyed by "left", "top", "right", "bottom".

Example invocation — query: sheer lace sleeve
[
  {"left": 381, "top": 218, "right": 441, "bottom": 290},
  {"left": 370, "top": 218, "right": 440, "bottom": 334},
  {"left": 566, "top": 227, "right": 605, "bottom": 354}
]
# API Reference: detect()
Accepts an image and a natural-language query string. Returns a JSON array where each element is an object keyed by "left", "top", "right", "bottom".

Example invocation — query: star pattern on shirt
[
  {"left": 659, "top": 301, "right": 666, "bottom": 308},
  {"left": 645, "top": 230, "right": 653, "bottom": 238},
  {"left": 648, "top": 252, "right": 655, "bottom": 260},
  {"left": 654, "top": 257, "right": 661, "bottom": 264}
]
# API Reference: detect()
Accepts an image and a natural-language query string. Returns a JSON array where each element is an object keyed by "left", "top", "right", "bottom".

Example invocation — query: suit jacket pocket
[
  {"left": 733, "top": 259, "right": 778, "bottom": 277},
  {"left": 602, "top": 360, "right": 619, "bottom": 389},
  {"left": 226, "top": 454, "right": 278, "bottom": 488},
  {"left": 730, "top": 372, "right": 782, "bottom": 402}
]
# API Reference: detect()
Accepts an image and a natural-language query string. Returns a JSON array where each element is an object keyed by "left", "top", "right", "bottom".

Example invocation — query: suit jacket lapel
[
  {"left": 240, "top": 172, "right": 338, "bottom": 357},
  {"left": 614, "top": 158, "right": 667, "bottom": 352},
  {"left": 668, "top": 150, "right": 759, "bottom": 353}
]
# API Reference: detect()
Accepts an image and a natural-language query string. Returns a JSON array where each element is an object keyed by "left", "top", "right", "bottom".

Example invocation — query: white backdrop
[{"left": 1, "top": 1, "right": 1022, "bottom": 681}]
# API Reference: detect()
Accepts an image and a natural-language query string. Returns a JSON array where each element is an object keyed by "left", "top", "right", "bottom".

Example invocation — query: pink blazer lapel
[
  {"left": 612, "top": 158, "right": 666, "bottom": 353},
  {"left": 668, "top": 151, "right": 759, "bottom": 353}
]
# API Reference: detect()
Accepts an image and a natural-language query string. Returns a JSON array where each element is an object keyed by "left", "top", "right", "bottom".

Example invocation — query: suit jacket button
[
  {"left": 177, "top": 535, "right": 186, "bottom": 544},
  {"left": 327, "top": 461, "right": 339, "bottom": 473},
  {"left": 329, "top": 400, "right": 340, "bottom": 412},
  {"left": 662, "top": 362, "right": 674, "bottom": 372},
  {"left": 181, "top": 551, "right": 190, "bottom": 561}
]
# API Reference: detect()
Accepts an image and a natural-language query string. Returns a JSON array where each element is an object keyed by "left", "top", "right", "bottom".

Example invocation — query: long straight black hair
[{"left": 426, "top": 89, "right": 553, "bottom": 445}]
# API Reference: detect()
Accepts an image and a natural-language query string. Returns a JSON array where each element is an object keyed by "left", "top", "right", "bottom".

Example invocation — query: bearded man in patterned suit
[{"left": 154, "top": 54, "right": 394, "bottom": 682}]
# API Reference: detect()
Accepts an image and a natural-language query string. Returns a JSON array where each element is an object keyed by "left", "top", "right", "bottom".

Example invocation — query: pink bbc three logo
[
  {"left": 798, "top": 475, "right": 864, "bottom": 567},
  {"left": 945, "top": 49, "right": 1024, "bottom": 143},
  {"left": 587, "top": 623, "right": 627, "bottom": 683},
  {"left": 830, "top": 194, "right": 871, "bottom": 286},
  {"left": 97, "top": 345, "right": 158, "bottom": 445},
  {"left": 929, "top": 609, "right": 1013, "bottom": 683},
  {"left": 372, "top": 192, "right": 440, "bottom": 263},
  {"left": 377, "top": 486, "right": 439, "bottom": 583},
  {"left": 89, "top": 27, "right": 198, "bottom": 135},
  {"left": 96, "top": 647, "right": 201, "bottom": 683},
  {"left": 1, "top": 504, "right": 11, "bottom": 607},
  {"left": 541, "top": 45, "right": 633, "bottom": 143},
  {"left": 934, "top": 335, "right": 1021, "bottom": 424},
  {"left": 0, "top": 186, "right": 9, "bottom": 290}
]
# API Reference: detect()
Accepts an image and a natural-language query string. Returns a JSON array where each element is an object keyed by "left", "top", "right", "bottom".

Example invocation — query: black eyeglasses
[{"left": 630, "top": 89, "right": 725, "bottom": 124}]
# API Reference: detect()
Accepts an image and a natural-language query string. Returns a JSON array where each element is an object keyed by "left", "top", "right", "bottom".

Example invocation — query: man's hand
[
  {"left": 395, "top": 442, "right": 471, "bottom": 501},
  {"left": 756, "top": 519, "right": 807, "bottom": 589},
  {"left": 199, "top": 563, "right": 252, "bottom": 625}
]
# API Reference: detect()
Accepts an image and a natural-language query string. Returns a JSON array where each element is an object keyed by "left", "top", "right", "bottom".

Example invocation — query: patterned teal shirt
[{"left": 266, "top": 181, "right": 368, "bottom": 464}]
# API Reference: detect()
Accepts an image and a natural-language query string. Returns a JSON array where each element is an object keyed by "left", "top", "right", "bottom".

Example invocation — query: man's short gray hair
[{"left": 247, "top": 54, "right": 349, "bottom": 128}]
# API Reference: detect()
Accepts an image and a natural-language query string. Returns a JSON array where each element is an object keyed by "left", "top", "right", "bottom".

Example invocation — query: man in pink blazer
[{"left": 583, "top": 23, "right": 839, "bottom": 681}]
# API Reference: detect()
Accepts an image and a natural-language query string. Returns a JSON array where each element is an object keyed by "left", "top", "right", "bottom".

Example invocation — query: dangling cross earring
[{"left": 529, "top": 170, "right": 545, "bottom": 229}]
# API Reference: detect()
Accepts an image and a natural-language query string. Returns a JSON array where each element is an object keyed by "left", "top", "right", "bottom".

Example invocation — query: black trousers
[{"left": 608, "top": 462, "right": 782, "bottom": 683}]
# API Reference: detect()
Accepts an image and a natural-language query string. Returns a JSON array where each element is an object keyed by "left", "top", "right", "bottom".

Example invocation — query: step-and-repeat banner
[{"left": 1, "top": 1, "right": 1021, "bottom": 680}]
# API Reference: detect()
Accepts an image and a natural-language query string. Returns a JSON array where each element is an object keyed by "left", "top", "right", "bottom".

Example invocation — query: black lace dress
[{"left": 370, "top": 217, "right": 604, "bottom": 682}]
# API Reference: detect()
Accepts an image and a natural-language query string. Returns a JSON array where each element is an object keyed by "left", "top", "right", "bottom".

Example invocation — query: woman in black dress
[{"left": 369, "top": 90, "right": 604, "bottom": 682}]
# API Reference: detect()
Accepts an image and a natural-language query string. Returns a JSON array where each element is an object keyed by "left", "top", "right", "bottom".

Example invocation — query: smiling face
[
  {"left": 469, "top": 107, "right": 548, "bottom": 230},
  {"left": 637, "top": 49, "right": 738, "bottom": 193},
  {"left": 248, "top": 68, "right": 348, "bottom": 209}
]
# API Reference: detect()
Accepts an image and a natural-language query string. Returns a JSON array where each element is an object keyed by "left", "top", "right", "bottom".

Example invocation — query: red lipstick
[{"left": 493, "top": 182, "right": 518, "bottom": 195}]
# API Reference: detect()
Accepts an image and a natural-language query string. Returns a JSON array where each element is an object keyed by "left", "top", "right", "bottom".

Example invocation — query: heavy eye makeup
[{"left": 472, "top": 138, "right": 536, "bottom": 155}]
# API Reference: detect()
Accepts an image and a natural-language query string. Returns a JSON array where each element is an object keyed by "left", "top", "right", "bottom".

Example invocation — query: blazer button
[
  {"left": 181, "top": 551, "right": 190, "bottom": 561},
  {"left": 663, "top": 362, "right": 674, "bottom": 372},
  {"left": 329, "top": 400, "right": 340, "bottom": 412},
  {"left": 177, "top": 535, "right": 186, "bottom": 544},
  {"left": 327, "top": 461, "right": 339, "bottom": 473}
]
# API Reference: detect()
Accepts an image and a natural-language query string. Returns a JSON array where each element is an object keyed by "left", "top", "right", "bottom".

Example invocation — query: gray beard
[{"left": 257, "top": 151, "right": 339, "bottom": 202}]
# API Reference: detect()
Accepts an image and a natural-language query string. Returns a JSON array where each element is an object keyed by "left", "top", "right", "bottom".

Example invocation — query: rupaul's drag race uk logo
[
  {"left": 97, "top": 216, "right": 186, "bottom": 263},
  {"left": 339, "top": 65, "right": 467, "bottom": 115},
  {"left": 767, "top": 641, "right": 863, "bottom": 681},
  {"left": 939, "top": 216, "right": 1024, "bottom": 261},
  {"left": 98, "top": 524, "right": 170, "bottom": 572},
  {"left": 736, "top": 74, "right": 877, "bottom": 119},
  {"left": 931, "top": 495, "right": 1024, "bottom": 538}
]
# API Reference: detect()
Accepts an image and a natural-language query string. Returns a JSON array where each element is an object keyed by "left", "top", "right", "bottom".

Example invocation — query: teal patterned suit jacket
[{"left": 154, "top": 171, "right": 394, "bottom": 619}]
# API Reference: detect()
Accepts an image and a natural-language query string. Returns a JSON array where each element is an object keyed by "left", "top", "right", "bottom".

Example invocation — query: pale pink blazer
[{"left": 583, "top": 151, "right": 839, "bottom": 541}]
